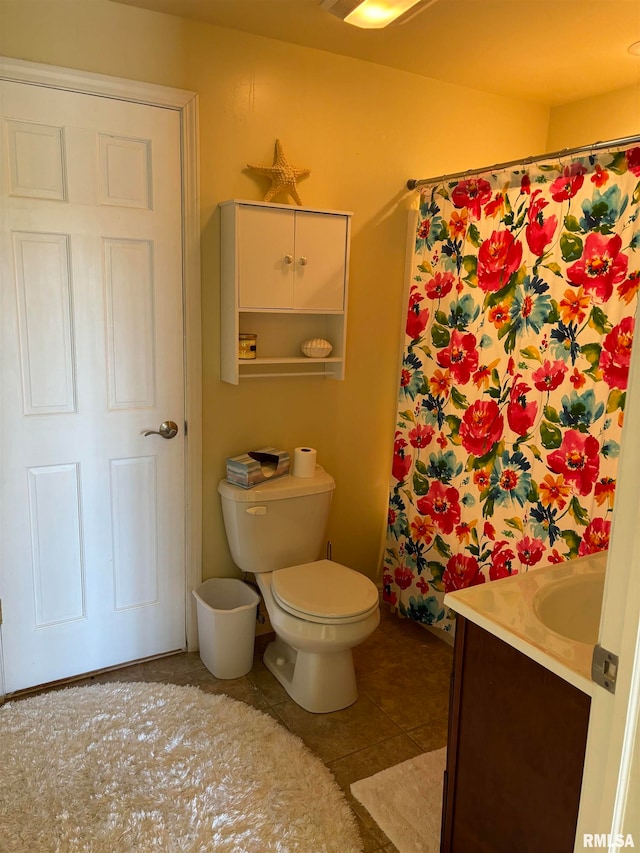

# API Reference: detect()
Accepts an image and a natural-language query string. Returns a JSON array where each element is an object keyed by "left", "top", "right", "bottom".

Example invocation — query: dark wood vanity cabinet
[{"left": 441, "top": 616, "right": 591, "bottom": 853}]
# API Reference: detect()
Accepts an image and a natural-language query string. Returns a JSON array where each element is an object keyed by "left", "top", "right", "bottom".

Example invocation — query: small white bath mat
[
  {"left": 350, "top": 747, "right": 446, "bottom": 853},
  {"left": 0, "top": 681, "right": 362, "bottom": 852}
]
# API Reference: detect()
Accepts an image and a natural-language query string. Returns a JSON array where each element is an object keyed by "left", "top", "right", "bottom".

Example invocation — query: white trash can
[{"left": 193, "top": 578, "right": 260, "bottom": 679}]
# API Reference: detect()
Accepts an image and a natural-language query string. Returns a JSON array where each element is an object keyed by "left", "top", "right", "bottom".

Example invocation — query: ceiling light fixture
[{"left": 321, "top": 0, "right": 438, "bottom": 29}]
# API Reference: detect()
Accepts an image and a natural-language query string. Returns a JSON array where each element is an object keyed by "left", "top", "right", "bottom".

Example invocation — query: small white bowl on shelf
[{"left": 301, "top": 338, "right": 333, "bottom": 359}]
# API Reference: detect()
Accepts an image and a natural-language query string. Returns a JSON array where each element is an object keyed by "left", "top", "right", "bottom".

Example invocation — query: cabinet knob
[
  {"left": 299, "top": 256, "right": 308, "bottom": 266},
  {"left": 284, "top": 254, "right": 293, "bottom": 264}
]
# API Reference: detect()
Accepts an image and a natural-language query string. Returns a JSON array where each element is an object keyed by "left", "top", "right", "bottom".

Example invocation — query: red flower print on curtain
[{"left": 383, "top": 145, "right": 640, "bottom": 633}]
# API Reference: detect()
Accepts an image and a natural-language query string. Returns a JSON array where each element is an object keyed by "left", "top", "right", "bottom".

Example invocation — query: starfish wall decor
[{"left": 247, "top": 139, "right": 310, "bottom": 206}]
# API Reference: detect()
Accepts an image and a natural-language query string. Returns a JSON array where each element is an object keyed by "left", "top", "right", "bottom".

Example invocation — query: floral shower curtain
[{"left": 383, "top": 143, "right": 640, "bottom": 634}]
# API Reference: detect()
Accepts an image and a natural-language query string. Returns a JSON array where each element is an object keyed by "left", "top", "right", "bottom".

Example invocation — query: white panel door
[
  {"left": 0, "top": 81, "right": 186, "bottom": 693},
  {"left": 293, "top": 211, "right": 346, "bottom": 311},
  {"left": 237, "top": 205, "right": 295, "bottom": 309}
]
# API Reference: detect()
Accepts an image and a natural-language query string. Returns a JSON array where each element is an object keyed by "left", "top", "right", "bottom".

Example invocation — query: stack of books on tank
[{"left": 226, "top": 447, "right": 290, "bottom": 489}]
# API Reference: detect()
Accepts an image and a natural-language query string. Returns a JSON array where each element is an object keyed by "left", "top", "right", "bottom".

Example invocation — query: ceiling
[{"left": 113, "top": 0, "right": 640, "bottom": 106}]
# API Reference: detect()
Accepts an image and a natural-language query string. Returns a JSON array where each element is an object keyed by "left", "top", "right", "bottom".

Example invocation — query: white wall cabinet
[{"left": 220, "top": 199, "right": 351, "bottom": 383}]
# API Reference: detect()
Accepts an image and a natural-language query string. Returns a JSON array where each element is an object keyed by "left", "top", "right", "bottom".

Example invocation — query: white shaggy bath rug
[
  {"left": 350, "top": 747, "right": 446, "bottom": 853},
  {"left": 0, "top": 682, "right": 362, "bottom": 852}
]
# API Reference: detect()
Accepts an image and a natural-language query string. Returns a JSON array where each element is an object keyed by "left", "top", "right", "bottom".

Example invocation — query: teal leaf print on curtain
[{"left": 384, "top": 145, "right": 640, "bottom": 633}]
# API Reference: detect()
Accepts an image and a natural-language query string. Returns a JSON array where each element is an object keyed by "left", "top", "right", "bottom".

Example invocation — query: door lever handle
[{"left": 143, "top": 420, "right": 178, "bottom": 439}]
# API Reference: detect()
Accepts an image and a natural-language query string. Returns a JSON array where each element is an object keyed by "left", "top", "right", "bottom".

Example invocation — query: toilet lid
[{"left": 271, "top": 560, "right": 379, "bottom": 623}]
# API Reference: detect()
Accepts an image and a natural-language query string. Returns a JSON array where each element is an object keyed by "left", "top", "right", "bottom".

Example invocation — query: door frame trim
[{"left": 0, "top": 56, "right": 202, "bottom": 652}]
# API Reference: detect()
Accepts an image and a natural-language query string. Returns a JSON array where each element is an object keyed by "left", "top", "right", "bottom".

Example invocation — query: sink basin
[{"left": 533, "top": 572, "right": 605, "bottom": 645}]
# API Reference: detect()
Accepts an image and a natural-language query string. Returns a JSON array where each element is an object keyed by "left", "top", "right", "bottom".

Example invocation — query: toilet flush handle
[{"left": 246, "top": 506, "right": 267, "bottom": 516}]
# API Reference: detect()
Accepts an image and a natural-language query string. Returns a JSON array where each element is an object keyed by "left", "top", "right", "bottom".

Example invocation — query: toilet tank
[{"left": 218, "top": 467, "right": 335, "bottom": 573}]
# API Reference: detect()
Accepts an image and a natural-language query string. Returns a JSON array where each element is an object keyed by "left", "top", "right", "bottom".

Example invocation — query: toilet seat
[{"left": 271, "top": 559, "right": 379, "bottom": 625}]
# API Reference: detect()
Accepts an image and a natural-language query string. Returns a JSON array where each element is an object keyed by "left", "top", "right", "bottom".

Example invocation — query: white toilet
[{"left": 218, "top": 467, "right": 380, "bottom": 713}]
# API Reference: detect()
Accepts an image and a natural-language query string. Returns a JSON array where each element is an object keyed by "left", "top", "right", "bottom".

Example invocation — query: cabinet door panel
[
  {"left": 294, "top": 212, "right": 346, "bottom": 311},
  {"left": 237, "top": 206, "right": 294, "bottom": 309},
  {"left": 443, "top": 618, "right": 590, "bottom": 853}
]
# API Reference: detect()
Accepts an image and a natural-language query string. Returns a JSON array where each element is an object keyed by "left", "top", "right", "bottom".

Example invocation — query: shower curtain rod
[{"left": 406, "top": 133, "right": 640, "bottom": 191}]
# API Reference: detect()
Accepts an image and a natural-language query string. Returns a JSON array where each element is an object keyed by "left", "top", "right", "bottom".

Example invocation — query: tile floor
[{"left": 12, "top": 600, "right": 453, "bottom": 852}]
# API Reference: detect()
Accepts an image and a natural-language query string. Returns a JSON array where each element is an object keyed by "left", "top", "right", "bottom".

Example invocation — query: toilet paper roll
[{"left": 293, "top": 447, "right": 317, "bottom": 478}]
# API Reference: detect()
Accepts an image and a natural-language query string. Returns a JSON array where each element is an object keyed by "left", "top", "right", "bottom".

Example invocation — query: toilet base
[{"left": 263, "top": 637, "right": 358, "bottom": 713}]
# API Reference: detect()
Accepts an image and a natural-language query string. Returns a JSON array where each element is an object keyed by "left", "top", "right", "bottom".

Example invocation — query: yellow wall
[
  {"left": 1, "top": 0, "right": 553, "bottom": 582},
  {"left": 547, "top": 82, "right": 640, "bottom": 151}
]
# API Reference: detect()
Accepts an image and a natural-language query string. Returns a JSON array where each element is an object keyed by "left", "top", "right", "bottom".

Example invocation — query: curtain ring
[{"left": 558, "top": 146, "right": 571, "bottom": 173}]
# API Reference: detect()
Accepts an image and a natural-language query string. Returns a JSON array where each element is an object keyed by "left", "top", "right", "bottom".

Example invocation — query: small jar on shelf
[{"left": 238, "top": 333, "right": 257, "bottom": 359}]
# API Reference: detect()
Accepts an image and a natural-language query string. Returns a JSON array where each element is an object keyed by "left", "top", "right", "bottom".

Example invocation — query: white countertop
[{"left": 443, "top": 552, "right": 608, "bottom": 696}]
